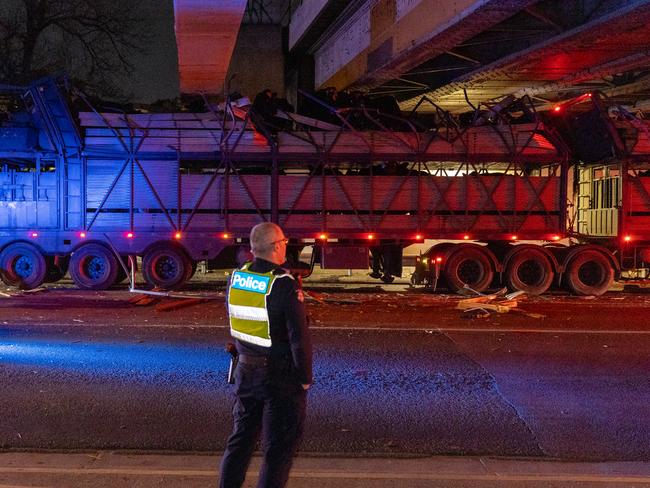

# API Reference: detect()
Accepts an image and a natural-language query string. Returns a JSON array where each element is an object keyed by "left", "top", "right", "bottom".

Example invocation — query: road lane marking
[{"left": 0, "top": 466, "right": 650, "bottom": 483}]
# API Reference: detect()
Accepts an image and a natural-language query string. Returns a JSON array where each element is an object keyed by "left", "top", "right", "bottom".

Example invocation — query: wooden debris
[
  {"left": 131, "top": 295, "right": 162, "bottom": 307},
  {"left": 457, "top": 300, "right": 512, "bottom": 314},
  {"left": 456, "top": 289, "right": 541, "bottom": 318},
  {"left": 154, "top": 297, "right": 208, "bottom": 312},
  {"left": 304, "top": 290, "right": 327, "bottom": 304},
  {"left": 22, "top": 287, "right": 48, "bottom": 294},
  {"left": 322, "top": 297, "right": 361, "bottom": 305},
  {"left": 128, "top": 288, "right": 163, "bottom": 305}
]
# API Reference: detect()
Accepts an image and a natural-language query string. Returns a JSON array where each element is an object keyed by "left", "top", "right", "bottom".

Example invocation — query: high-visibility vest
[{"left": 227, "top": 262, "right": 292, "bottom": 347}]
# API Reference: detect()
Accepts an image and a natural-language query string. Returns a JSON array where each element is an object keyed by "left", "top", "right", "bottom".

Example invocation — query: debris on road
[
  {"left": 154, "top": 297, "right": 209, "bottom": 312},
  {"left": 460, "top": 308, "right": 491, "bottom": 319},
  {"left": 456, "top": 289, "right": 545, "bottom": 319},
  {"left": 0, "top": 287, "right": 49, "bottom": 298}
]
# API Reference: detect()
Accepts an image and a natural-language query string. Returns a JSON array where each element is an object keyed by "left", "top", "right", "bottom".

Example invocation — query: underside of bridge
[
  {"left": 288, "top": 0, "right": 650, "bottom": 114},
  {"left": 172, "top": 0, "right": 650, "bottom": 114}
]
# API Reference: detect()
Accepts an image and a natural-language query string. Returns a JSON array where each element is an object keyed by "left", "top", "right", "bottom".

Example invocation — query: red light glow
[
  {"left": 435, "top": 257, "right": 443, "bottom": 263},
  {"left": 30, "top": 232, "right": 38, "bottom": 238},
  {"left": 367, "top": 234, "right": 374, "bottom": 240},
  {"left": 553, "top": 106, "right": 562, "bottom": 113},
  {"left": 552, "top": 235, "right": 561, "bottom": 241},
  {"left": 511, "top": 235, "right": 518, "bottom": 241},
  {"left": 222, "top": 232, "right": 230, "bottom": 239},
  {"left": 624, "top": 235, "right": 632, "bottom": 242},
  {"left": 463, "top": 235, "right": 470, "bottom": 240},
  {"left": 126, "top": 232, "right": 134, "bottom": 239},
  {"left": 174, "top": 232, "right": 182, "bottom": 240},
  {"left": 415, "top": 234, "right": 422, "bottom": 240},
  {"left": 318, "top": 233, "right": 328, "bottom": 240},
  {"left": 79, "top": 232, "right": 87, "bottom": 238}
]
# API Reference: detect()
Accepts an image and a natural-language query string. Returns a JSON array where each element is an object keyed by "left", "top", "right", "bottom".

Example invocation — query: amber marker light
[{"left": 174, "top": 232, "right": 182, "bottom": 240}]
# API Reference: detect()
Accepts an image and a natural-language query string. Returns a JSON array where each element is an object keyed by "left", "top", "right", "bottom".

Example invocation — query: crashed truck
[{"left": 0, "top": 76, "right": 647, "bottom": 296}]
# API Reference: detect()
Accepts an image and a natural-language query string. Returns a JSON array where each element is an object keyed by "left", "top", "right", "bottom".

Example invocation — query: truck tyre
[
  {"left": 69, "top": 243, "right": 119, "bottom": 290},
  {"left": 566, "top": 250, "right": 614, "bottom": 296},
  {"left": 505, "top": 248, "right": 554, "bottom": 295},
  {"left": 142, "top": 244, "right": 190, "bottom": 289},
  {"left": 0, "top": 243, "right": 47, "bottom": 289},
  {"left": 444, "top": 246, "right": 494, "bottom": 293},
  {"left": 186, "top": 260, "right": 198, "bottom": 281}
]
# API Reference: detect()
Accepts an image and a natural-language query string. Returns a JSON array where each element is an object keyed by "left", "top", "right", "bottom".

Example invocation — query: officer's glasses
[{"left": 269, "top": 237, "right": 289, "bottom": 246}]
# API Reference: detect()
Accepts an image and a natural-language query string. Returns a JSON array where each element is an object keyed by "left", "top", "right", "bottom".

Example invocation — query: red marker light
[
  {"left": 436, "top": 257, "right": 443, "bottom": 263},
  {"left": 553, "top": 105, "right": 562, "bottom": 113},
  {"left": 624, "top": 235, "right": 632, "bottom": 242},
  {"left": 222, "top": 232, "right": 230, "bottom": 239},
  {"left": 318, "top": 233, "right": 328, "bottom": 240},
  {"left": 79, "top": 232, "right": 87, "bottom": 238},
  {"left": 367, "top": 234, "right": 374, "bottom": 240},
  {"left": 30, "top": 232, "right": 38, "bottom": 238},
  {"left": 463, "top": 234, "right": 470, "bottom": 240},
  {"left": 126, "top": 232, "right": 134, "bottom": 239},
  {"left": 511, "top": 235, "right": 518, "bottom": 241},
  {"left": 415, "top": 234, "right": 422, "bottom": 240},
  {"left": 174, "top": 232, "right": 182, "bottom": 240}
]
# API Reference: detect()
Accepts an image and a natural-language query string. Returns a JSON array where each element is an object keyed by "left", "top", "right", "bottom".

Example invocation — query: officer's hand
[{"left": 302, "top": 384, "right": 311, "bottom": 391}]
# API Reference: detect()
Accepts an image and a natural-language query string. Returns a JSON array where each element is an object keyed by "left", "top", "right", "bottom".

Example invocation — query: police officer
[{"left": 219, "top": 222, "right": 312, "bottom": 488}]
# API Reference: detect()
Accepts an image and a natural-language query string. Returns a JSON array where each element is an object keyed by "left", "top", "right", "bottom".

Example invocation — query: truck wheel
[
  {"left": 142, "top": 244, "right": 190, "bottom": 289},
  {"left": 0, "top": 243, "right": 47, "bottom": 289},
  {"left": 506, "top": 249, "right": 553, "bottom": 295},
  {"left": 69, "top": 243, "right": 119, "bottom": 290},
  {"left": 444, "top": 246, "right": 494, "bottom": 293},
  {"left": 566, "top": 250, "right": 614, "bottom": 296}
]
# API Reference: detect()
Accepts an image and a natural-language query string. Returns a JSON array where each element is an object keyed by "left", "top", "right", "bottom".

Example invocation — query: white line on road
[{"left": 1, "top": 466, "right": 650, "bottom": 483}]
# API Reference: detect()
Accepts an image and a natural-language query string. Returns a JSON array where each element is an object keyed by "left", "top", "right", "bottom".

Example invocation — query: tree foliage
[{"left": 0, "top": 0, "right": 148, "bottom": 99}]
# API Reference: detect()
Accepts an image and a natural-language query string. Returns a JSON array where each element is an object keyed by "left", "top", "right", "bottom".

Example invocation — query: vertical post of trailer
[{"left": 271, "top": 145, "right": 279, "bottom": 223}]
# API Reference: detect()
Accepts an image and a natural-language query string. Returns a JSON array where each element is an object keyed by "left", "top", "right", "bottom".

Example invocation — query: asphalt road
[{"left": 1, "top": 314, "right": 649, "bottom": 462}]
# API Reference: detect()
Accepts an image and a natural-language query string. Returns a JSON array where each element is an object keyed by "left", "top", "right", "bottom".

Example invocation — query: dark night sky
[{"left": 118, "top": 0, "right": 180, "bottom": 103}]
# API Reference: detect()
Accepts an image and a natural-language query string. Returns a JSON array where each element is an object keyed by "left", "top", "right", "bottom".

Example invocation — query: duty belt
[{"left": 239, "top": 354, "right": 270, "bottom": 367}]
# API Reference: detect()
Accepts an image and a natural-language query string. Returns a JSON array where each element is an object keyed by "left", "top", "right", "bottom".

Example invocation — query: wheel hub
[
  {"left": 14, "top": 255, "right": 33, "bottom": 278},
  {"left": 156, "top": 257, "right": 178, "bottom": 280},
  {"left": 85, "top": 256, "right": 106, "bottom": 279}
]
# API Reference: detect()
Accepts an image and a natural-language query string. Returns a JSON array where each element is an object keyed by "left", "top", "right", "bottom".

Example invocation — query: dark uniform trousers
[{"left": 219, "top": 358, "right": 307, "bottom": 488}]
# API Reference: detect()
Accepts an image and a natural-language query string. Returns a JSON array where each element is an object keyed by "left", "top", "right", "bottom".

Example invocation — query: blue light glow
[{"left": 0, "top": 337, "right": 228, "bottom": 386}]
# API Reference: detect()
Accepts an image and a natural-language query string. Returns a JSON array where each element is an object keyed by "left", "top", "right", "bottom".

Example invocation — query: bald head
[{"left": 250, "top": 222, "right": 287, "bottom": 264}]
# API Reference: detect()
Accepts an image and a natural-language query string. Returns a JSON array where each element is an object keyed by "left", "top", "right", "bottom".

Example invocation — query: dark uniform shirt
[{"left": 230, "top": 258, "right": 313, "bottom": 385}]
